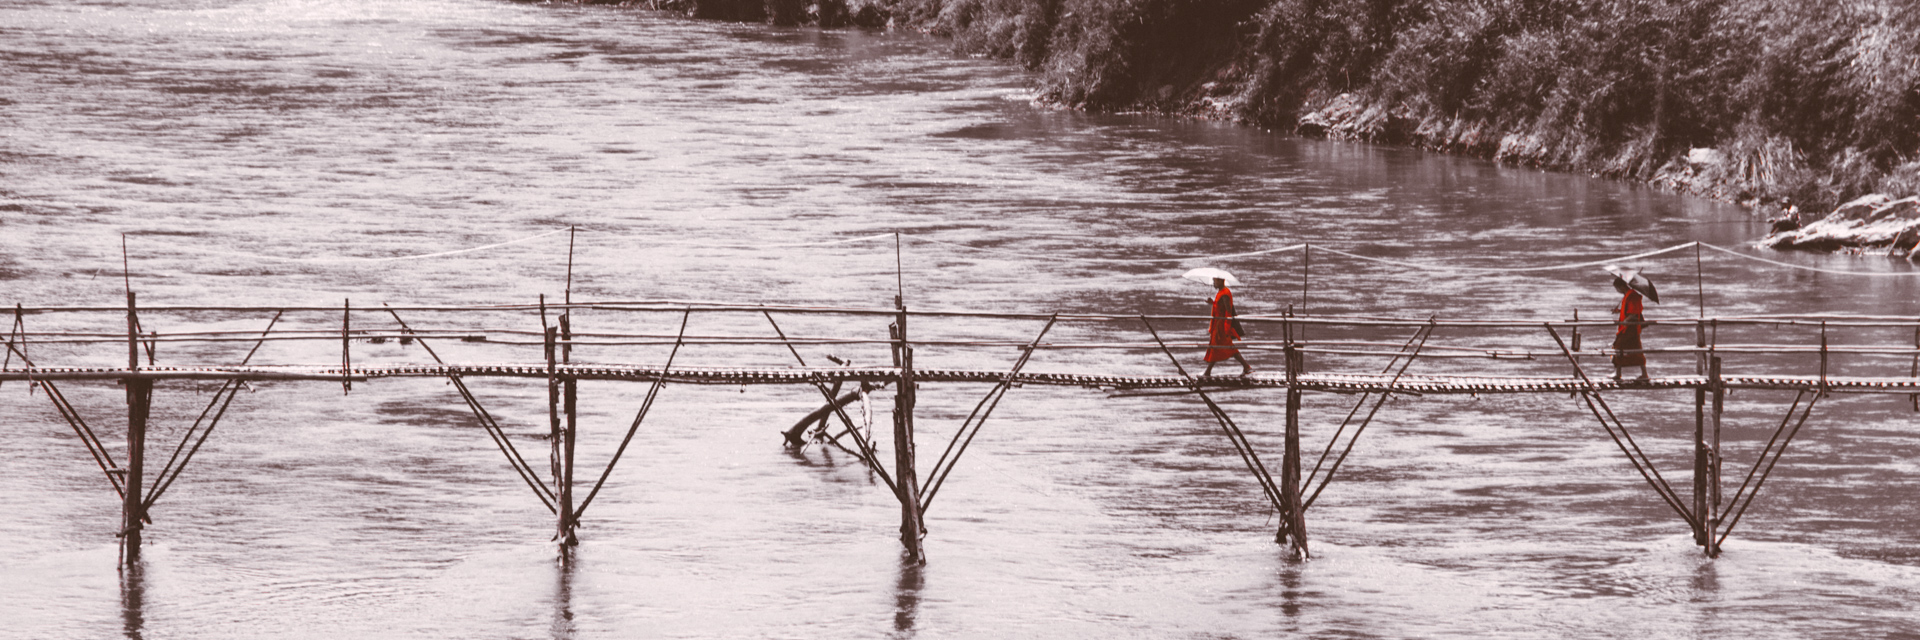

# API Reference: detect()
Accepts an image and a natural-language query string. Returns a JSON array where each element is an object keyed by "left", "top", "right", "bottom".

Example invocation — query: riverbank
[{"left": 643, "top": 0, "right": 1920, "bottom": 255}]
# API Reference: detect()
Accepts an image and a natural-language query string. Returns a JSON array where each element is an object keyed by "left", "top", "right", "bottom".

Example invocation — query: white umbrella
[
  {"left": 1602, "top": 264, "right": 1660, "bottom": 303},
  {"left": 1182, "top": 267, "right": 1241, "bottom": 287}
]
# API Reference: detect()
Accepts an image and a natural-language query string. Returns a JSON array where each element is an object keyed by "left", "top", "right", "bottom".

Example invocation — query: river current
[{"left": 2, "top": 1, "right": 1918, "bottom": 638}]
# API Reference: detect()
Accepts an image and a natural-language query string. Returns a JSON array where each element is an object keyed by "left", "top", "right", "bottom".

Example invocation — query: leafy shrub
[{"left": 699, "top": 0, "right": 1920, "bottom": 209}]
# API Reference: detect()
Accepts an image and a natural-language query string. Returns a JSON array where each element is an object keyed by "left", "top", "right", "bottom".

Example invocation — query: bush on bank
[
  {"left": 922, "top": 0, "right": 1920, "bottom": 216},
  {"left": 635, "top": 0, "right": 1920, "bottom": 238}
]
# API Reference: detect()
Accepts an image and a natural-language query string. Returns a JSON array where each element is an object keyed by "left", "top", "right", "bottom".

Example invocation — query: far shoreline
[{"left": 592, "top": 0, "right": 1920, "bottom": 258}]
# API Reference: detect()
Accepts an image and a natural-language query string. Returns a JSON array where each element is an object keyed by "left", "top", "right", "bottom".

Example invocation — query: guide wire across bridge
[{"left": 7, "top": 295, "right": 1919, "bottom": 565}]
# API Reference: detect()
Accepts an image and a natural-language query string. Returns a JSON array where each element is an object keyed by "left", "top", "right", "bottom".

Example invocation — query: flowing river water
[{"left": 3, "top": 1, "right": 1919, "bottom": 638}]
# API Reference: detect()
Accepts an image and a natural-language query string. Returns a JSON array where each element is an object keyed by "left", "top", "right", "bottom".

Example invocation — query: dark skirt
[{"left": 1612, "top": 328, "right": 1646, "bottom": 367}]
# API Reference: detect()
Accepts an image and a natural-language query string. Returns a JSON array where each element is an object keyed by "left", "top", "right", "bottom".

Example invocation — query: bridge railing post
[
  {"left": 1819, "top": 322, "right": 1830, "bottom": 390},
  {"left": 341, "top": 299, "right": 353, "bottom": 394},
  {"left": 1909, "top": 320, "right": 1918, "bottom": 411}
]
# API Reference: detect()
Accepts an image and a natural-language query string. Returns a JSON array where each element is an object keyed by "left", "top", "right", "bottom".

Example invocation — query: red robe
[
  {"left": 1613, "top": 290, "right": 1646, "bottom": 367},
  {"left": 1205, "top": 287, "right": 1242, "bottom": 362}
]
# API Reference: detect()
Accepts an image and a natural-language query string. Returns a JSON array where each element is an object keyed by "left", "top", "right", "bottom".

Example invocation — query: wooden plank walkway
[{"left": 8, "top": 363, "right": 1920, "bottom": 394}]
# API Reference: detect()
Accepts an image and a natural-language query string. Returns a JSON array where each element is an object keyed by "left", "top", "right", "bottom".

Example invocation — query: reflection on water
[
  {"left": 893, "top": 560, "right": 922, "bottom": 636},
  {"left": 1690, "top": 559, "right": 1720, "bottom": 604},
  {"left": 120, "top": 561, "right": 145, "bottom": 640},
  {"left": 550, "top": 551, "right": 575, "bottom": 640},
  {"left": 1276, "top": 564, "right": 1304, "bottom": 619}
]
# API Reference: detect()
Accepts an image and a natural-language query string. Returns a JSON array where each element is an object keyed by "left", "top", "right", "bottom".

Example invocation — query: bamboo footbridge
[
  {"left": 15, "top": 362, "right": 1920, "bottom": 394},
  {"left": 9, "top": 295, "right": 1920, "bottom": 565}
]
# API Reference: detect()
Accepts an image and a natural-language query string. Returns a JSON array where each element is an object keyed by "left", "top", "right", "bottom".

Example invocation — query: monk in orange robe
[
  {"left": 1612, "top": 277, "right": 1649, "bottom": 382},
  {"left": 1202, "top": 277, "right": 1253, "bottom": 376}
]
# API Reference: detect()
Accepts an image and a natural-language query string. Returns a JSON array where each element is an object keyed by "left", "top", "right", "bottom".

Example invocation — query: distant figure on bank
[
  {"left": 1202, "top": 276, "right": 1252, "bottom": 377},
  {"left": 1603, "top": 265, "right": 1659, "bottom": 382}
]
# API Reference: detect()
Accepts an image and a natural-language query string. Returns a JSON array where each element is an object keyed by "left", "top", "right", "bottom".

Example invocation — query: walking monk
[
  {"left": 1603, "top": 265, "right": 1659, "bottom": 382},
  {"left": 1202, "top": 275, "right": 1253, "bottom": 377}
]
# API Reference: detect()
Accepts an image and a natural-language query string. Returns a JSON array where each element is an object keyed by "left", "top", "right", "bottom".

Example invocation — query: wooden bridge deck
[{"left": 7, "top": 363, "right": 1919, "bottom": 394}]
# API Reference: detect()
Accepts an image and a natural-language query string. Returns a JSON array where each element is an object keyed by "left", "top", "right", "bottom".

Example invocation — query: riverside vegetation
[{"left": 637, "top": 0, "right": 1920, "bottom": 255}]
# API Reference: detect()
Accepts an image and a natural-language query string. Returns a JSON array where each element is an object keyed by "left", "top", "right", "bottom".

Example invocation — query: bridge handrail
[{"left": 13, "top": 300, "right": 1920, "bottom": 325}]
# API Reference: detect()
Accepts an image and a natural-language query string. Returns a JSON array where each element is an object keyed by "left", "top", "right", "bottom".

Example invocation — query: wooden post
[
  {"left": 559, "top": 315, "right": 578, "bottom": 546},
  {"left": 124, "top": 380, "right": 151, "bottom": 563},
  {"left": 1694, "top": 322, "right": 1709, "bottom": 376},
  {"left": 1706, "top": 355, "right": 1724, "bottom": 557},
  {"left": 1692, "top": 324, "right": 1710, "bottom": 548},
  {"left": 892, "top": 309, "right": 924, "bottom": 562},
  {"left": 1280, "top": 323, "right": 1308, "bottom": 559},
  {"left": 123, "top": 292, "right": 148, "bottom": 563},
  {"left": 1909, "top": 322, "right": 1917, "bottom": 411},
  {"left": 1570, "top": 309, "right": 1581, "bottom": 352},
  {"left": 545, "top": 324, "right": 576, "bottom": 546},
  {"left": 341, "top": 299, "right": 352, "bottom": 394},
  {"left": 1818, "top": 322, "right": 1829, "bottom": 389}
]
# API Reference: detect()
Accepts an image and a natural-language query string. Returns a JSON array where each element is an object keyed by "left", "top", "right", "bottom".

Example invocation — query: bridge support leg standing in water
[
  {"left": 122, "top": 380, "right": 150, "bottom": 564},
  {"left": 1693, "top": 326, "right": 1710, "bottom": 550},
  {"left": 1278, "top": 336, "right": 1308, "bottom": 559},
  {"left": 121, "top": 291, "right": 149, "bottom": 563},
  {"left": 561, "top": 315, "right": 579, "bottom": 547},
  {"left": 892, "top": 310, "right": 925, "bottom": 562},
  {"left": 1692, "top": 354, "right": 1725, "bottom": 556},
  {"left": 546, "top": 321, "right": 578, "bottom": 547}
]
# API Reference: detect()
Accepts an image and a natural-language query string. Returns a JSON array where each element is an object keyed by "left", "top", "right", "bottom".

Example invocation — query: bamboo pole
[
  {"left": 574, "top": 310, "right": 691, "bottom": 520},
  {"left": 919, "top": 316, "right": 1057, "bottom": 511},
  {"left": 1692, "top": 323, "right": 1710, "bottom": 550},
  {"left": 123, "top": 380, "right": 150, "bottom": 564},
  {"left": 560, "top": 314, "right": 578, "bottom": 546},
  {"left": 123, "top": 291, "right": 148, "bottom": 563},
  {"left": 387, "top": 307, "right": 557, "bottom": 512},
  {"left": 1279, "top": 315, "right": 1308, "bottom": 559},
  {"left": 341, "top": 299, "right": 352, "bottom": 394},
  {"left": 1716, "top": 390, "right": 1823, "bottom": 549},
  {"left": 1819, "top": 322, "right": 1829, "bottom": 390},
  {"left": 1139, "top": 317, "right": 1285, "bottom": 514},
  {"left": 1706, "top": 355, "right": 1724, "bottom": 556},
  {"left": 5, "top": 323, "right": 125, "bottom": 496},
  {"left": 1545, "top": 325, "right": 1701, "bottom": 531},
  {"left": 545, "top": 322, "right": 575, "bottom": 546},
  {"left": 1304, "top": 321, "right": 1433, "bottom": 510},
  {"left": 144, "top": 312, "right": 280, "bottom": 513},
  {"left": 1707, "top": 321, "right": 1723, "bottom": 556},
  {"left": 892, "top": 309, "right": 924, "bottom": 562}
]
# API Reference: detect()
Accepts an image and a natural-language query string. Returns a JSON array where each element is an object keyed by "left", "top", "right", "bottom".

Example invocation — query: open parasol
[
  {"left": 1602, "top": 264, "right": 1660, "bottom": 303},
  {"left": 1182, "top": 267, "right": 1241, "bottom": 287}
]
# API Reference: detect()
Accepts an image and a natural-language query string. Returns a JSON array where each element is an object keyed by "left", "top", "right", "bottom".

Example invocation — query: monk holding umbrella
[
  {"left": 1184, "top": 267, "right": 1253, "bottom": 377},
  {"left": 1604, "top": 265, "right": 1659, "bottom": 382}
]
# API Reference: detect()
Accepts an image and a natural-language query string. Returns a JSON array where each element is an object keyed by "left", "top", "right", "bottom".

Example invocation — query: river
[{"left": 2, "top": 1, "right": 1918, "bottom": 638}]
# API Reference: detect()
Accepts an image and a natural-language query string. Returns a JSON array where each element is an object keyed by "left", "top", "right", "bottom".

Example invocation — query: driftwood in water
[{"left": 783, "top": 389, "right": 861, "bottom": 447}]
